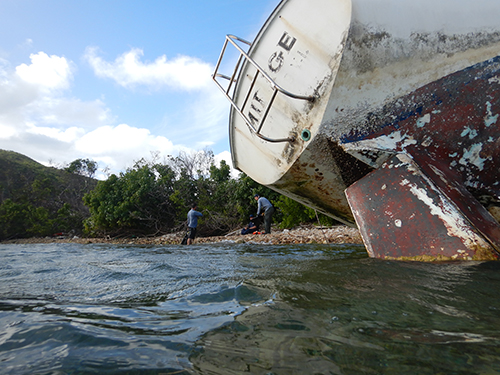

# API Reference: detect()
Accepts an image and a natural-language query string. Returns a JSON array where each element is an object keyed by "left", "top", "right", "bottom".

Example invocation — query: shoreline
[{"left": 1, "top": 225, "right": 363, "bottom": 246}]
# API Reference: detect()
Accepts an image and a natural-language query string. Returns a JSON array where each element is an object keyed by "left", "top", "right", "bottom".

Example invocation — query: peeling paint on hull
[
  {"left": 341, "top": 55, "right": 500, "bottom": 203},
  {"left": 346, "top": 154, "right": 499, "bottom": 261},
  {"left": 214, "top": 0, "right": 500, "bottom": 261}
]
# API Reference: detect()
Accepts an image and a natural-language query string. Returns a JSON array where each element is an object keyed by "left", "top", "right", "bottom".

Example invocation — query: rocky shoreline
[{"left": 2, "top": 225, "right": 363, "bottom": 246}]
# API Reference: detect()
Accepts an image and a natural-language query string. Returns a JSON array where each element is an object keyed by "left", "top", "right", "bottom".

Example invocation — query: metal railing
[{"left": 212, "top": 34, "right": 315, "bottom": 143}]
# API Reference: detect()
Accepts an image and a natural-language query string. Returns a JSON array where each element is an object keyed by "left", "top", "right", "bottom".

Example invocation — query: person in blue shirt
[
  {"left": 254, "top": 194, "right": 275, "bottom": 234},
  {"left": 186, "top": 203, "right": 203, "bottom": 245}
]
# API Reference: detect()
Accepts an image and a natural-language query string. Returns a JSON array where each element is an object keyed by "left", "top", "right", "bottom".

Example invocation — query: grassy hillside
[{"left": 0, "top": 150, "right": 97, "bottom": 240}]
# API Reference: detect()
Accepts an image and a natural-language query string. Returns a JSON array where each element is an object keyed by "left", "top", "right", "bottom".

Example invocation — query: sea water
[{"left": 0, "top": 242, "right": 499, "bottom": 374}]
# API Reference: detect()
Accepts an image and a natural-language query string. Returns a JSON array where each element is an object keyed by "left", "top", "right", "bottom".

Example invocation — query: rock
[{"left": 1, "top": 225, "right": 363, "bottom": 246}]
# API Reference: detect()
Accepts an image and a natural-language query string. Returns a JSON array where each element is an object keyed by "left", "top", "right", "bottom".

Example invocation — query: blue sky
[{"left": 0, "top": 0, "right": 280, "bottom": 178}]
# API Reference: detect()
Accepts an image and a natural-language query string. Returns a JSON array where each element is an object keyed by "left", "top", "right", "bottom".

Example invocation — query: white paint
[
  {"left": 398, "top": 166, "right": 490, "bottom": 250},
  {"left": 399, "top": 179, "right": 468, "bottom": 243},
  {"left": 488, "top": 76, "right": 500, "bottom": 85},
  {"left": 224, "top": 0, "right": 500, "bottom": 229},
  {"left": 229, "top": 0, "right": 351, "bottom": 184},
  {"left": 460, "top": 126, "right": 478, "bottom": 139},
  {"left": 353, "top": 0, "right": 500, "bottom": 37},
  {"left": 343, "top": 130, "right": 417, "bottom": 154},
  {"left": 421, "top": 135, "right": 433, "bottom": 147},
  {"left": 428, "top": 164, "right": 449, "bottom": 186},
  {"left": 416, "top": 113, "right": 431, "bottom": 128},
  {"left": 484, "top": 101, "right": 498, "bottom": 127},
  {"left": 459, "top": 143, "right": 487, "bottom": 170}
]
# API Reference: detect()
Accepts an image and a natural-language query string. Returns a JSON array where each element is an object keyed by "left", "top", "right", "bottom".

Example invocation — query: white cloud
[
  {"left": 26, "top": 96, "right": 112, "bottom": 127},
  {"left": 23, "top": 39, "right": 33, "bottom": 48},
  {"left": 84, "top": 47, "right": 213, "bottom": 90},
  {"left": 15, "top": 52, "right": 73, "bottom": 92},
  {"left": 83, "top": 46, "right": 233, "bottom": 154},
  {"left": 0, "top": 52, "right": 160, "bottom": 174},
  {"left": 74, "top": 123, "right": 178, "bottom": 170},
  {"left": 0, "top": 123, "right": 17, "bottom": 139},
  {"left": 26, "top": 124, "right": 85, "bottom": 143},
  {"left": 0, "top": 51, "right": 110, "bottom": 135},
  {"left": 214, "top": 150, "right": 232, "bottom": 166},
  {"left": 0, "top": 49, "right": 231, "bottom": 179},
  {"left": 158, "top": 81, "right": 229, "bottom": 150}
]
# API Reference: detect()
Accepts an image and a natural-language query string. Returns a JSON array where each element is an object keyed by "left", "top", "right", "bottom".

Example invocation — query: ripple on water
[{"left": 1, "top": 243, "right": 500, "bottom": 374}]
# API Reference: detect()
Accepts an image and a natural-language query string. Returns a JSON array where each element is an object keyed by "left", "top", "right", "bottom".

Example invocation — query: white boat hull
[{"left": 214, "top": 0, "right": 500, "bottom": 260}]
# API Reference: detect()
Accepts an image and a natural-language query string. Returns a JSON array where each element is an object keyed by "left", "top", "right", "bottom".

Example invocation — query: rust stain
[{"left": 346, "top": 154, "right": 500, "bottom": 261}]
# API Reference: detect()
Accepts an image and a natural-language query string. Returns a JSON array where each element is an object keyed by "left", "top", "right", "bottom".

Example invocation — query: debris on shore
[{"left": 2, "top": 225, "right": 363, "bottom": 246}]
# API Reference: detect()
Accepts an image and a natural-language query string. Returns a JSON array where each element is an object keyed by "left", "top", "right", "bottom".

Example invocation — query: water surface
[{"left": 1, "top": 242, "right": 499, "bottom": 374}]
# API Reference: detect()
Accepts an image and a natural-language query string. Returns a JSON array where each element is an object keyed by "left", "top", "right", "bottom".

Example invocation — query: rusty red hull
[
  {"left": 346, "top": 155, "right": 499, "bottom": 261},
  {"left": 342, "top": 56, "right": 500, "bottom": 260}
]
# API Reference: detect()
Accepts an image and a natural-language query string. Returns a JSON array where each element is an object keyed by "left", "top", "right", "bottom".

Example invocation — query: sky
[{"left": 0, "top": 0, "right": 281, "bottom": 178}]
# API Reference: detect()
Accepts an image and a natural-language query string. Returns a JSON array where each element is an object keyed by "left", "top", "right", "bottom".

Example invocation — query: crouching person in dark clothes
[
  {"left": 254, "top": 194, "right": 275, "bottom": 234},
  {"left": 187, "top": 203, "right": 203, "bottom": 245},
  {"left": 241, "top": 214, "right": 261, "bottom": 235}
]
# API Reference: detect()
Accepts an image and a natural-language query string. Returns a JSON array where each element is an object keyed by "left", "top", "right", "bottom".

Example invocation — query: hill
[{"left": 0, "top": 150, "right": 97, "bottom": 240}]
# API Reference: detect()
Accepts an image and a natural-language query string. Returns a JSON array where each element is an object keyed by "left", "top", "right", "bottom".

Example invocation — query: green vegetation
[
  {"left": 82, "top": 150, "right": 284, "bottom": 237},
  {"left": 0, "top": 150, "right": 96, "bottom": 240},
  {"left": 0, "top": 149, "right": 335, "bottom": 241},
  {"left": 275, "top": 195, "right": 337, "bottom": 229},
  {"left": 64, "top": 158, "right": 98, "bottom": 178}
]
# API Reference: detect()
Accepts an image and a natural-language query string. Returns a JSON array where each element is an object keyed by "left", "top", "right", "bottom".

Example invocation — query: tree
[
  {"left": 274, "top": 196, "right": 316, "bottom": 228},
  {"left": 166, "top": 149, "right": 216, "bottom": 232},
  {"left": 195, "top": 160, "right": 240, "bottom": 235},
  {"left": 274, "top": 195, "right": 339, "bottom": 229},
  {"left": 80, "top": 148, "right": 339, "bottom": 239},
  {"left": 83, "top": 160, "right": 177, "bottom": 236},
  {"left": 65, "top": 158, "right": 98, "bottom": 178},
  {"left": 0, "top": 199, "right": 29, "bottom": 240},
  {"left": 168, "top": 149, "right": 214, "bottom": 180}
]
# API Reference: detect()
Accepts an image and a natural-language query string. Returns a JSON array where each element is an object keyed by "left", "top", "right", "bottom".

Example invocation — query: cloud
[
  {"left": 84, "top": 47, "right": 213, "bottom": 90},
  {"left": 0, "top": 51, "right": 110, "bottom": 134},
  {"left": 75, "top": 123, "right": 177, "bottom": 167},
  {"left": 0, "top": 51, "right": 164, "bottom": 174},
  {"left": 26, "top": 124, "right": 85, "bottom": 143},
  {"left": 163, "top": 84, "right": 229, "bottom": 150},
  {"left": 15, "top": 52, "right": 73, "bottom": 92},
  {"left": 0, "top": 48, "right": 232, "bottom": 180},
  {"left": 25, "top": 97, "right": 112, "bottom": 128},
  {"left": 84, "top": 47, "right": 231, "bottom": 152}
]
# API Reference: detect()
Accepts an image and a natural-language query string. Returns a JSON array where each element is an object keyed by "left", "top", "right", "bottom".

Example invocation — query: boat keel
[{"left": 345, "top": 154, "right": 500, "bottom": 261}]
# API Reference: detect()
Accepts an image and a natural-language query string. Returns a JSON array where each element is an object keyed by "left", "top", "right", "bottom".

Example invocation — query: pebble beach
[{"left": 2, "top": 225, "right": 363, "bottom": 246}]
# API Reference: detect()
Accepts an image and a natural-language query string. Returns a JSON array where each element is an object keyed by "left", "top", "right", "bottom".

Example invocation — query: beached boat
[{"left": 213, "top": 0, "right": 500, "bottom": 260}]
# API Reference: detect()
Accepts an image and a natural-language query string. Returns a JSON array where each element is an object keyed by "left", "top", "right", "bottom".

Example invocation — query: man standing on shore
[
  {"left": 254, "top": 194, "right": 275, "bottom": 234},
  {"left": 187, "top": 203, "right": 203, "bottom": 245}
]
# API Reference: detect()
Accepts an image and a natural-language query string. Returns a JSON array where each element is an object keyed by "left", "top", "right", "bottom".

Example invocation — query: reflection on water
[
  {"left": 192, "top": 259, "right": 500, "bottom": 374},
  {"left": 0, "top": 243, "right": 500, "bottom": 374}
]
